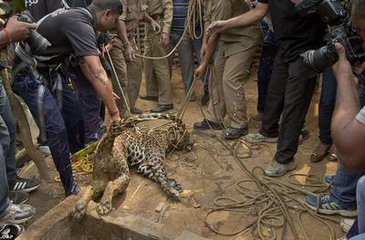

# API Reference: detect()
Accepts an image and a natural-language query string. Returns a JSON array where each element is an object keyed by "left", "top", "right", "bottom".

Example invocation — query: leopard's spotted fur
[{"left": 74, "top": 113, "right": 193, "bottom": 218}]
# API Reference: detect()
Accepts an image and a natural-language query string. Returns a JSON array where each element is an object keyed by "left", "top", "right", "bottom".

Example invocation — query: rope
[
  {"left": 135, "top": 0, "right": 203, "bottom": 60},
  {"left": 105, "top": 47, "right": 131, "bottom": 116},
  {"left": 196, "top": 62, "right": 338, "bottom": 239}
]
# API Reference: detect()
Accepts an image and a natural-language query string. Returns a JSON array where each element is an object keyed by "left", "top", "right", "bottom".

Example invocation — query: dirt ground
[{"left": 19, "top": 66, "right": 344, "bottom": 239}]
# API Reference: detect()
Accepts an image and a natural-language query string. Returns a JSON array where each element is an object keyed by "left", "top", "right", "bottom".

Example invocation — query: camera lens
[
  {"left": 17, "top": 10, "right": 51, "bottom": 53},
  {"left": 27, "top": 32, "right": 51, "bottom": 53},
  {"left": 302, "top": 45, "right": 338, "bottom": 72}
]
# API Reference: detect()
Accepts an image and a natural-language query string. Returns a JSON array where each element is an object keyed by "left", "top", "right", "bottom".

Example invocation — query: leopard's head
[{"left": 167, "top": 120, "right": 194, "bottom": 152}]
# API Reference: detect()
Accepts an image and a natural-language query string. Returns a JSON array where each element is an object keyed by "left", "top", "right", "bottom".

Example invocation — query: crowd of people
[{"left": 0, "top": 0, "right": 364, "bottom": 239}]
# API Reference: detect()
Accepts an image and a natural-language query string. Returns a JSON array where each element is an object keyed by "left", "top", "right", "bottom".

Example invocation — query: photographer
[
  {"left": 327, "top": 1, "right": 365, "bottom": 238},
  {"left": 12, "top": 0, "right": 122, "bottom": 196}
]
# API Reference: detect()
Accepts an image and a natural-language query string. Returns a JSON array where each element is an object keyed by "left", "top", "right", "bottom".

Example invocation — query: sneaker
[
  {"left": 324, "top": 175, "right": 335, "bottom": 186},
  {"left": 305, "top": 194, "right": 357, "bottom": 217},
  {"left": 340, "top": 218, "right": 355, "bottom": 233},
  {"left": 0, "top": 202, "right": 35, "bottom": 224},
  {"left": 246, "top": 132, "right": 278, "bottom": 144},
  {"left": 8, "top": 192, "right": 29, "bottom": 205},
  {"left": 38, "top": 145, "right": 51, "bottom": 157},
  {"left": 9, "top": 177, "right": 40, "bottom": 193},
  {"left": 264, "top": 160, "right": 297, "bottom": 177},
  {"left": 0, "top": 223, "right": 24, "bottom": 239}
]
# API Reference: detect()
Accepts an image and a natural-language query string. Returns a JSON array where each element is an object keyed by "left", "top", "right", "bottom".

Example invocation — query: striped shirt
[{"left": 171, "top": 0, "right": 188, "bottom": 34}]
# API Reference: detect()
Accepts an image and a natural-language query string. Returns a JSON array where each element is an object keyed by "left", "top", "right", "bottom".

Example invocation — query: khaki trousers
[
  {"left": 207, "top": 45, "right": 257, "bottom": 128},
  {"left": 143, "top": 24, "right": 172, "bottom": 105},
  {"left": 109, "top": 37, "right": 143, "bottom": 118}
]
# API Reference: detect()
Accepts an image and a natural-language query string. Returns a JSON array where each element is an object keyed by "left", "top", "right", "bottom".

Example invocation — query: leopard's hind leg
[
  {"left": 97, "top": 138, "right": 131, "bottom": 215},
  {"left": 97, "top": 174, "right": 130, "bottom": 215}
]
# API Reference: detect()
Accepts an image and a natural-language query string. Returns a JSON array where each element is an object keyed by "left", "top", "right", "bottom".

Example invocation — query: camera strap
[{"left": 13, "top": 42, "right": 67, "bottom": 143}]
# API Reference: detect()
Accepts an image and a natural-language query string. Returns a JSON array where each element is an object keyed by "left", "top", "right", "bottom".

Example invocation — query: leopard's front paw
[
  {"left": 73, "top": 202, "right": 87, "bottom": 220},
  {"left": 162, "top": 179, "right": 182, "bottom": 201},
  {"left": 97, "top": 200, "right": 113, "bottom": 215},
  {"left": 167, "top": 179, "right": 182, "bottom": 193},
  {"left": 168, "top": 188, "right": 181, "bottom": 201}
]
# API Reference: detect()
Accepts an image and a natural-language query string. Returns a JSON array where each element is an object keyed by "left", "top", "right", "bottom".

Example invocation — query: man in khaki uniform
[
  {"left": 143, "top": 0, "right": 174, "bottom": 113},
  {"left": 109, "top": 0, "right": 159, "bottom": 117},
  {"left": 193, "top": 0, "right": 261, "bottom": 139}
]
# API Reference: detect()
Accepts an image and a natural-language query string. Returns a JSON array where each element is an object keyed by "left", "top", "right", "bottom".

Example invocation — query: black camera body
[
  {"left": 296, "top": 0, "right": 365, "bottom": 72},
  {"left": 17, "top": 10, "right": 51, "bottom": 54}
]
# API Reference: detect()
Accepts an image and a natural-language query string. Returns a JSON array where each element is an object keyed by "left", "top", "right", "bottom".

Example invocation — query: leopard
[{"left": 74, "top": 113, "right": 194, "bottom": 219}]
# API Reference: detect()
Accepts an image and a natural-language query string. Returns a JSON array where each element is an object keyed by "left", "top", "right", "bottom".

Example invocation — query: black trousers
[{"left": 259, "top": 54, "right": 317, "bottom": 164}]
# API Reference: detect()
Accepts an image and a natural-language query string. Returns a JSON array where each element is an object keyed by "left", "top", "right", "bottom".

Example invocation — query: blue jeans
[
  {"left": 318, "top": 68, "right": 337, "bottom": 145},
  {"left": 357, "top": 176, "right": 365, "bottom": 234},
  {"left": 69, "top": 67, "right": 105, "bottom": 144},
  {"left": 12, "top": 73, "right": 80, "bottom": 193},
  {"left": 0, "top": 81, "right": 17, "bottom": 216},
  {"left": 257, "top": 29, "right": 277, "bottom": 114},
  {"left": 331, "top": 162, "right": 365, "bottom": 209},
  {"left": 347, "top": 176, "right": 365, "bottom": 238},
  {"left": 0, "top": 118, "right": 10, "bottom": 216},
  {"left": 168, "top": 32, "right": 209, "bottom": 95},
  {"left": 330, "top": 84, "right": 365, "bottom": 209},
  {"left": 0, "top": 83, "right": 17, "bottom": 185}
]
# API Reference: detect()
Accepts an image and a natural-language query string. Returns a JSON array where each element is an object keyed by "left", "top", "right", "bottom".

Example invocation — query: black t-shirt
[
  {"left": 71, "top": 0, "right": 93, "bottom": 8},
  {"left": 259, "top": 0, "right": 326, "bottom": 62},
  {"left": 36, "top": 8, "right": 99, "bottom": 62},
  {"left": 25, "top": 0, "right": 66, "bottom": 21}
]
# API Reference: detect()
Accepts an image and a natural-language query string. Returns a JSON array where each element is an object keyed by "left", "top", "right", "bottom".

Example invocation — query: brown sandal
[{"left": 310, "top": 142, "right": 332, "bottom": 162}]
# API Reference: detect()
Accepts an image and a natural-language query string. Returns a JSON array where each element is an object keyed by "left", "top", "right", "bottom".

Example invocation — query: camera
[
  {"left": 296, "top": 0, "right": 365, "bottom": 72},
  {"left": 17, "top": 10, "right": 51, "bottom": 53}
]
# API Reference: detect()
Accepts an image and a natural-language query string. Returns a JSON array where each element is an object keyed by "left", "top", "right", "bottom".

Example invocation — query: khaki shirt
[
  {"left": 146, "top": 0, "right": 173, "bottom": 34},
  {"left": 205, "top": 0, "right": 261, "bottom": 56},
  {"left": 119, "top": 0, "right": 148, "bottom": 35}
]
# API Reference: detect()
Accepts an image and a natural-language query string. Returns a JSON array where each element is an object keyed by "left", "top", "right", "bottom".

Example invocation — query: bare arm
[
  {"left": 206, "top": 3, "right": 269, "bottom": 35},
  {"left": 80, "top": 56, "right": 121, "bottom": 121},
  {"left": 115, "top": 20, "right": 135, "bottom": 60},
  {"left": 331, "top": 43, "right": 365, "bottom": 170}
]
